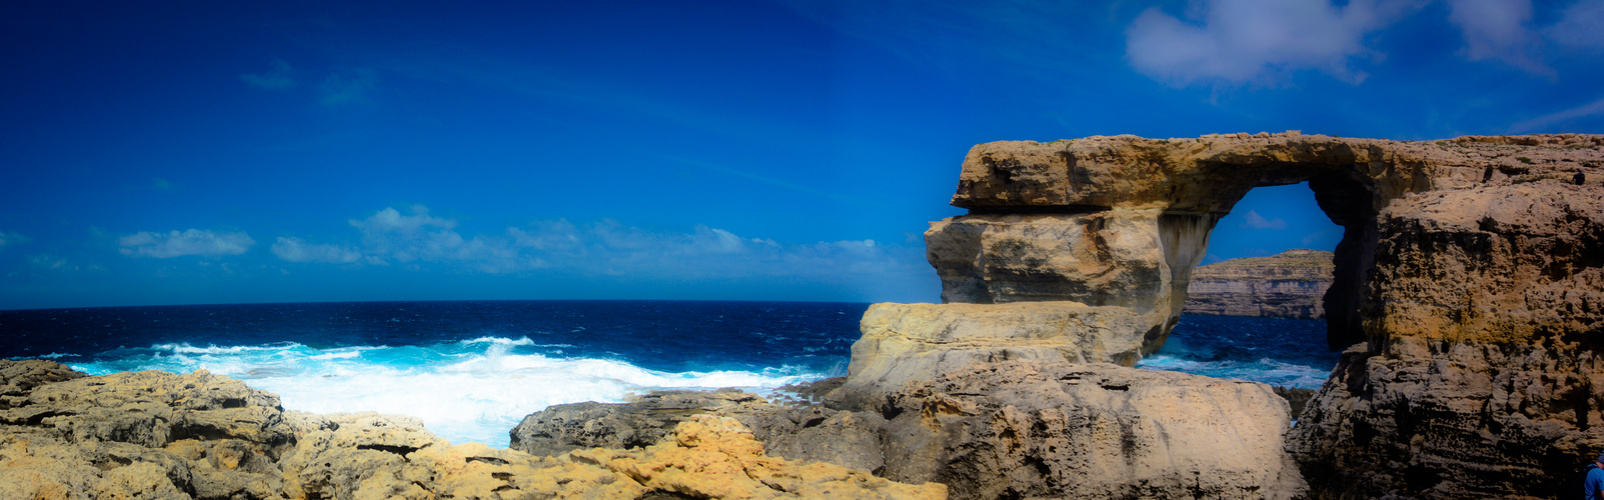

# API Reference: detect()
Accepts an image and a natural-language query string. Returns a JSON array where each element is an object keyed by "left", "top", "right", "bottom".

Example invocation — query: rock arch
[
  {"left": 930, "top": 133, "right": 1428, "bottom": 353},
  {"left": 841, "top": 132, "right": 1604, "bottom": 497}
]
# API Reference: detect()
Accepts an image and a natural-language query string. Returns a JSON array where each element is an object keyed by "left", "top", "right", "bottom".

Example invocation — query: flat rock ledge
[
  {"left": 514, "top": 360, "right": 1308, "bottom": 500},
  {"left": 0, "top": 360, "right": 946, "bottom": 500}
]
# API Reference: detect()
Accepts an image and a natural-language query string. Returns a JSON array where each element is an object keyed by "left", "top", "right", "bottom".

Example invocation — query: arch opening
[
  {"left": 1145, "top": 177, "right": 1364, "bottom": 389},
  {"left": 1167, "top": 163, "right": 1380, "bottom": 352}
]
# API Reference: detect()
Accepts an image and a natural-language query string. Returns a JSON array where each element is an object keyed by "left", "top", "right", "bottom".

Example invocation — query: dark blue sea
[{"left": 0, "top": 300, "right": 1338, "bottom": 447}]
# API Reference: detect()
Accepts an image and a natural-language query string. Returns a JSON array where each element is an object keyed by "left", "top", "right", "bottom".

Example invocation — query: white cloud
[
  {"left": 1124, "top": 0, "right": 1423, "bottom": 85},
  {"left": 118, "top": 229, "right": 255, "bottom": 258},
  {"left": 240, "top": 59, "right": 297, "bottom": 90},
  {"left": 1242, "top": 210, "right": 1288, "bottom": 230},
  {"left": 1446, "top": 0, "right": 1551, "bottom": 74},
  {"left": 281, "top": 206, "right": 923, "bottom": 281},
  {"left": 271, "top": 237, "right": 362, "bottom": 264},
  {"left": 342, "top": 206, "right": 533, "bottom": 273},
  {"left": 1544, "top": 0, "right": 1604, "bottom": 49}
]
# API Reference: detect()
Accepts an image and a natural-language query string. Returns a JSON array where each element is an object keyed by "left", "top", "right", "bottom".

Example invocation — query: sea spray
[
  {"left": 4, "top": 301, "right": 1342, "bottom": 448},
  {"left": 1136, "top": 314, "right": 1339, "bottom": 389},
  {"left": 71, "top": 337, "right": 825, "bottom": 448}
]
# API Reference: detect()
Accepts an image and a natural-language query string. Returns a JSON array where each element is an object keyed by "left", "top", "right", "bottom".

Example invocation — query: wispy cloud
[
  {"left": 0, "top": 231, "right": 28, "bottom": 250},
  {"left": 1125, "top": 0, "right": 1591, "bottom": 85},
  {"left": 508, "top": 219, "right": 908, "bottom": 280},
  {"left": 240, "top": 58, "right": 297, "bottom": 90},
  {"left": 27, "top": 253, "right": 81, "bottom": 271},
  {"left": 1544, "top": 0, "right": 1604, "bottom": 49},
  {"left": 279, "top": 206, "right": 923, "bottom": 280},
  {"left": 1124, "top": 0, "right": 1423, "bottom": 86},
  {"left": 1242, "top": 210, "right": 1288, "bottom": 230},
  {"left": 118, "top": 229, "right": 256, "bottom": 258},
  {"left": 1509, "top": 95, "right": 1604, "bottom": 132},
  {"left": 271, "top": 237, "right": 361, "bottom": 264},
  {"left": 1446, "top": 0, "right": 1551, "bottom": 75},
  {"left": 317, "top": 68, "right": 377, "bottom": 106}
]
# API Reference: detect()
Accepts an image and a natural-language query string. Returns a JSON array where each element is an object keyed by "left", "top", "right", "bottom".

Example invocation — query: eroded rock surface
[
  {"left": 1287, "top": 174, "right": 1604, "bottom": 498},
  {"left": 871, "top": 132, "right": 1604, "bottom": 499},
  {"left": 831, "top": 301, "right": 1154, "bottom": 409},
  {"left": 1183, "top": 249, "right": 1334, "bottom": 319},
  {"left": 926, "top": 210, "right": 1211, "bottom": 359},
  {"left": 0, "top": 365, "right": 294, "bottom": 500},
  {"left": 868, "top": 360, "right": 1306, "bottom": 500},
  {"left": 512, "top": 362, "right": 1307, "bottom": 500},
  {"left": 509, "top": 389, "right": 770, "bottom": 456},
  {"left": 0, "top": 361, "right": 944, "bottom": 500}
]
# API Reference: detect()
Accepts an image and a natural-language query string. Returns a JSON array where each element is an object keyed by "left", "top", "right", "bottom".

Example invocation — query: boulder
[
  {"left": 832, "top": 301, "right": 1154, "bottom": 410},
  {"left": 585, "top": 414, "right": 945, "bottom": 499},
  {"left": 0, "top": 363, "right": 290, "bottom": 500},
  {"left": 867, "top": 360, "right": 1306, "bottom": 500},
  {"left": 508, "top": 389, "right": 769, "bottom": 456}
]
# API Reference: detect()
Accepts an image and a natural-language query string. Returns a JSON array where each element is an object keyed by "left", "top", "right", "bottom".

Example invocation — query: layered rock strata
[
  {"left": 1288, "top": 177, "right": 1604, "bottom": 498},
  {"left": 926, "top": 210, "right": 1212, "bottom": 360},
  {"left": 514, "top": 361, "right": 1308, "bottom": 500},
  {"left": 0, "top": 361, "right": 945, "bottom": 500},
  {"left": 834, "top": 301, "right": 1154, "bottom": 406},
  {"left": 855, "top": 132, "right": 1602, "bottom": 498},
  {"left": 1182, "top": 249, "right": 1334, "bottom": 319}
]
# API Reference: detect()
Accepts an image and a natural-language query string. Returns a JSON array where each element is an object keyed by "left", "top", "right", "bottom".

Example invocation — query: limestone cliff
[
  {"left": 846, "top": 132, "right": 1602, "bottom": 498},
  {"left": 1183, "top": 249, "right": 1334, "bottom": 319}
]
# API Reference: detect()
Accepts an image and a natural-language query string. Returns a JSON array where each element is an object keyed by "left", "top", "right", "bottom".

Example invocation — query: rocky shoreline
[
  {"left": 0, "top": 358, "right": 1303, "bottom": 500},
  {"left": 0, "top": 360, "right": 947, "bottom": 499}
]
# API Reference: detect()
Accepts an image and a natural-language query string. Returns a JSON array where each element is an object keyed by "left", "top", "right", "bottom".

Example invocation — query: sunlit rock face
[
  {"left": 1182, "top": 249, "right": 1335, "bottom": 320},
  {"left": 1288, "top": 178, "right": 1604, "bottom": 498},
  {"left": 0, "top": 361, "right": 948, "bottom": 500},
  {"left": 925, "top": 211, "right": 1212, "bottom": 359},
  {"left": 848, "top": 132, "right": 1604, "bottom": 498}
]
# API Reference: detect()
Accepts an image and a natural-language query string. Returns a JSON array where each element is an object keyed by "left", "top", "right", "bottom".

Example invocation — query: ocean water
[
  {"left": 0, "top": 300, "right": 1337, "bottom": 447},
  {"left": 1140, "top": 314, "right": 1341, "bottom": 389}
]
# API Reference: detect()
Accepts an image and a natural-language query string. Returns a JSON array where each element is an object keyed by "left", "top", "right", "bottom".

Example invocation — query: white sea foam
[
  {"left": 71, "top": 337, "right": 822, "bottom": 448},
  {"left": 1136, "top": 354, "right": 1332, "bottom": 389}
]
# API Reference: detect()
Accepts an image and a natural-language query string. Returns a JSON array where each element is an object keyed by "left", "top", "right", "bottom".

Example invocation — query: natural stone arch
[
  {"left": 841, "top": 132, "right": 1604, "bottom": 498},
  {"left": 929, "top": 133, "right": 1420, "bottom": 355}
]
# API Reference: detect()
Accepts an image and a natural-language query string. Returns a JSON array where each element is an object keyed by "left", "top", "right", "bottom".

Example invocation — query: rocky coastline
[
  {"left": 0, "top": 360, "right": 946, "bottom": 499},
  {"left": 5, "top": 132, "right": 1600, "bottom": 499},
  {"left": 1182, "top": 249, "right": 1334, "bottom": 320}
]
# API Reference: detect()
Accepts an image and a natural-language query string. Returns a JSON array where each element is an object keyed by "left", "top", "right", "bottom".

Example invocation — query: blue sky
[{"left": 1, "top": 0, "right": 1600, "bottom": 310}]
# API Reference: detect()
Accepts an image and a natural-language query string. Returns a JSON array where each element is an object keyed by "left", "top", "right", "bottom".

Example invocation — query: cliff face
[
  {"left": 844, "top": 132, "right": 1604, "bottom": 498},
  {"left": 1183, "top": 249, "right": 1334, "bottom": 319}
]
